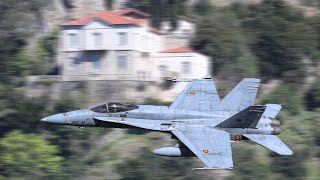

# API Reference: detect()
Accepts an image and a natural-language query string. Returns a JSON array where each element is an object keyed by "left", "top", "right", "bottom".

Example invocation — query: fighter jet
[{"left": 41, "top": 77, "right": 293, "bottom": 169}]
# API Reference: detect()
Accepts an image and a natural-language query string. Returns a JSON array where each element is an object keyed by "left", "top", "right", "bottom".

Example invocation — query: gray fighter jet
[{"left": 41, "top": 77, "right": 293, "bottom": 169}]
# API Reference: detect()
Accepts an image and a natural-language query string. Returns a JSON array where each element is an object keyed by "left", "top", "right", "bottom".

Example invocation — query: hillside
[{"left": 0, "top": 0, "right": 319, "bottom": 179}]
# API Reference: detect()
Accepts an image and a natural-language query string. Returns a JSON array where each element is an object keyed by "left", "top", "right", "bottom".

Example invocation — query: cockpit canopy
[{"left": 90, "top": 103, "right": 139, "bottom": 113}]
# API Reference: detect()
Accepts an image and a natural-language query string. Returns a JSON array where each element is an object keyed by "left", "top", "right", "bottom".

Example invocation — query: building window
[
  {"left": 117, "top": 55, "right": 127, "bottom": 70},
  {"left": 118, "top": 32, "right": 128, "bottom": 45},
  {"left": 137, "top": 71, "right": 147, "bottom": 80},
  {"left": 85, "top": 51, "right": 103, "bottom": 70},
  {"left": 93, "top": 32, "right": 103, "bottom": 48},
  {"left": 182, "top": 29, "right": 191, "bottom": 38},
  {"left": 142, "top": 35, "right": 147, "bottom": 50},
  {"left": 68, "top": 33, "right": 77, "bottom": 47},
  {"left": 159, "top": 65, "right": 168, "bottom": 77},
  {"left": 159, "top": 65, "right": 167, "bottom": 72},
  {"left": 141, "top": 52, "right": 150, "bottom": 58},
  {"left": 93, "top": 59, "right": 100, "bottom": 70},
  {"left": 68, "top": 57, "right": 79, "bottom": 70},
  {"left": 181, "top": 62, "right": 191, "bottom": 74}
]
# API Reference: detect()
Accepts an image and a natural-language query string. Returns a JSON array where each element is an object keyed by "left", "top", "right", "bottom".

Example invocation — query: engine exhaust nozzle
[{"left": 272, "top": 126, "right": 281, "bottom": 135}]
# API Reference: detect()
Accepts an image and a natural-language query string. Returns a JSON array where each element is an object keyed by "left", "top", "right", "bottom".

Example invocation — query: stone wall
[
  {"left": 25, "top": 76, "right": 167, "bottom": 107},
  {"left": 68, "top": 0, "right": 105, "bottom": 19}
]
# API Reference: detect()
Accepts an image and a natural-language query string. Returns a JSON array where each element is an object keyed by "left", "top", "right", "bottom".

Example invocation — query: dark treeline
[
  {"left": 125, "top": 0, "right": 188, "bottom": 29},
  {"left": 193, "top": 0, "right": 320, "bottom": 83}
]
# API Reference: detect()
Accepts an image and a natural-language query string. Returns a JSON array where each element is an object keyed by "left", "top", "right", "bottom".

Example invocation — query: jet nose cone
[{"left": 40, "top": 113, "right": 67, "bottom": 124}]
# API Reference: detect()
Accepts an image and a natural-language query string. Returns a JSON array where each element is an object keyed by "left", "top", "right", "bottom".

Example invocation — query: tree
[
  {"left": 270, "top": 149, "right": 307, "bottom": 179},
  {"left": 125, "top": 0, "right": 188, "bottom": 29},
  {"left": 191, "top": 10, "right": 258, "bottom": 77},
  {"left": 0, "top": 130, "right": 63, "bottom": 178},
  {"left": 242, "top": 0, "right": 317, "bottom": 82},
  {"left": 261, "top": 84, "right": 303, "bottom": 115},
  {"left": 308, "top": 15, "right": 320, "bottom": 58},
  {"left": 193, "top": 0, "right": 212, "bottom": 15},
  {"left": 230, "top": 146, "right": 270, "bottom": 180},
  {"left": 0, "top": 0, "right": 50, "bottom": 81},
  {"left": 0, "top": 86, "right": 50, "bottom": 137},
  {"left": 117, "top": 148, "right": 196, "bottom": 180},
  {"left": 104, "top": 0, "right": 114, "bottom": 10},
  {"left": 305, "top": 79, "right": 320, "bottom": 110}
]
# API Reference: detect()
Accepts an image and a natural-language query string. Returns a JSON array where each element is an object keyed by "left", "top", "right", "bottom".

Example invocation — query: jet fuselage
[{"left": 41, "top": 104, "right": 279, "bottom": 140}]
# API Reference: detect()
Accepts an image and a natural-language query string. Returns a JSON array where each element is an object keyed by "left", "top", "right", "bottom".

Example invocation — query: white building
[
  {"left": 161, "top": 16, "right": 196, "bottom": 39},
  {"left": 155, "top": 47, "right": 210, "bottom": 79},
  {"left": 59, "top": 8, "right": 210, "bottom": 82}
]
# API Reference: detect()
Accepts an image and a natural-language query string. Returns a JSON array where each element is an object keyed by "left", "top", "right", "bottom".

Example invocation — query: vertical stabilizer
[{"left": 217, "top": 78, "right": 260, "bottom": 111}]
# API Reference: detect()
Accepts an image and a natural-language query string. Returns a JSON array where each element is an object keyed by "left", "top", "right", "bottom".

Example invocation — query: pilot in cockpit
[{"left": 90, "top": 103, "right": 138, "bottom": 113}]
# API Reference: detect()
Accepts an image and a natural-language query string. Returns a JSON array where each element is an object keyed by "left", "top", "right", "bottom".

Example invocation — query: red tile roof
[
  {"left": 130, "top": 19, "right": 146, "bottom": 25},
  {"left": 160, "top": 47, "right": 193, "bottom": 53},
  {"left": 63, "top": 11, "right": 141, "bottom": 26},
  {"left": 118, "top": 8, "right": 151, "bottom": 18}
]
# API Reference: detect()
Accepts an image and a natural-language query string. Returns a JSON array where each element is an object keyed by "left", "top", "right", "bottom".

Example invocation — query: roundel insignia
[
  {"left": 203, "top": 149, "right": 209, "bottom": 153},
  {"left": 235, "top": 135, "right": 241, "bottom": 141},
  {"left": 190, "top": 92, "right": 196, "bottom": 95}
]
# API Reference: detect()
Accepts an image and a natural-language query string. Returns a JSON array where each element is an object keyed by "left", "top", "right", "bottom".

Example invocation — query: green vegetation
[
  {"left": 104, "top": 0, "right": 114, "bottom": 10},
  {"left": 301, "top": 0, "right": 320, "bottom": 7},
  {"left": 193, "top": 0, "right": 212, "bottom": 15},
  {"left": 0, "top": 0, "right": 319, "bottom": 179},
  {"left": 305, "top": 73, "right": 320, "bottom": 110},
  {"left": 0, "top": 131, "right": 63, "bottom": 178},
  {"left": 260, "top": 84, "right": 304, "bottom": 115},
  {"left": 0, "top": 0, "right": 49, "bottom": 81},
  {"left": 125, "top": 0, "right": 188, "bottom": 28},
  {"left": 192, "top": 0, "right": 320, "bottom": 83},
  {"left": 242, "top": 0, "right": 316, "bottom": 82},
  {"left": 192, "top": 10, "right": 246, "bottom": 68}
]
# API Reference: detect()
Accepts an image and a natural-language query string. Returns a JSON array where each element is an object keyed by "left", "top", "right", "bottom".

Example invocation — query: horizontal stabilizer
[
  {"left": 215, "top": 105, "right": 266, "bottom": 128},
  {"left": 243, "top": 134, "right": 293, "bottom": 155}
]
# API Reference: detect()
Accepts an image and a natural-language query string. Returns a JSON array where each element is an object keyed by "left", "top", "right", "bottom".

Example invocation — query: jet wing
[
  {"left": 243, "top": 134, "right": 293, "bottom": 155},
  {"left": 172, "top": 127, "right": 233, "bottom": 169},
  {"left": 170, "top": 79, "right": 220, "bottom": 112}
]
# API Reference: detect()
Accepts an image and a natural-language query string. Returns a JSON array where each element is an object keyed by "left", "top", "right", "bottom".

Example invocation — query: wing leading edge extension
[
  {"left": 172, "top": 127, "right": 233, "bottom": 169},
  {"left": 170, "top": 78, "right": 220, "bottom": 112}
]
